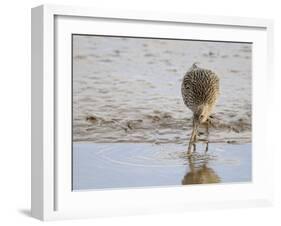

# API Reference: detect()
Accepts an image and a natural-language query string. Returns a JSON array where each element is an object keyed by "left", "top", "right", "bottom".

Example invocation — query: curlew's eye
[{"left": 199, "top": 115, "right": 204, "bottom": 120}]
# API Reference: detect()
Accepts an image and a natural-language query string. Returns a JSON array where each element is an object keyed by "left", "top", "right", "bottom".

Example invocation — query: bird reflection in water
[{"left": 182, "top": 152, "right": 220, "bottom": 185}]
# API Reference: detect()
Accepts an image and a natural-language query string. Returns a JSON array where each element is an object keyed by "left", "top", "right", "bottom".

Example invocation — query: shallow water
[
  {"left": 73, "top": 36, "right": 252, "bottom": 144},
  {"left": 73, "top": 143, "right": 251, "bottom": 190}
]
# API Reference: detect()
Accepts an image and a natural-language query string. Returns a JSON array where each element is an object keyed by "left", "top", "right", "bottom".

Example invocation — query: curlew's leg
[
  {"left": 188, "top": 130, "right": 195, "bottom": 154},
  {"left": 191, "top": 140, "right": 196, "bottom": 153},
  {"left": 205, "top": 141, "right": 209, "bottom": 153},
  {"left": 205, "top": 120, "right": 210, "bottom": 153},
  {"left": 193, "top": 132, "right": 197, "bottom": 152},
  {"left": 188, "top": 118, "right": 198, "bottom": 154}
]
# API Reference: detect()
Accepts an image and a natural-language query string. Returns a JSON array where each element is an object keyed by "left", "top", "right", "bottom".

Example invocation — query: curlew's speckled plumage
[{"left": 181, "top": 63, "right": 220, "bottom": 154}]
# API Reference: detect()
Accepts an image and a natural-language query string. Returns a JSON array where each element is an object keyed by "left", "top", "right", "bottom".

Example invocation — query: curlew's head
[
  {"left": 190, "top": 62, "right": 199, "bottom": 71},
  {"left": 193, "top": 104, "right": 211, "bottom": 125}
]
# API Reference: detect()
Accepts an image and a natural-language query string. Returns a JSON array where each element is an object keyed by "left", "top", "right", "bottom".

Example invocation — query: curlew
[{"left": 181, "top": 63, "right": 220, "bottom": 154}]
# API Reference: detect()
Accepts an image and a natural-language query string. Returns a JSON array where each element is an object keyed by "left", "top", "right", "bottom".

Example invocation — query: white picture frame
[{"left": 31, "top": 4, "right": 274, "bottom": 221}]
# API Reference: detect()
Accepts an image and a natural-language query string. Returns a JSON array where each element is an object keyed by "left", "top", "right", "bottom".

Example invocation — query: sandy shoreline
[
  {"left": 73, "top": 36, "right": 252, "bottom": 144},
  {"left": 75, "top": 112, "right": 251, "bottom": 144}
]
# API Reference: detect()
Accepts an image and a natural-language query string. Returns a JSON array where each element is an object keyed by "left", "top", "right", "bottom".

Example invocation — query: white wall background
[{"left": 0, "top": 0, "right": 280, "bottom": 225}]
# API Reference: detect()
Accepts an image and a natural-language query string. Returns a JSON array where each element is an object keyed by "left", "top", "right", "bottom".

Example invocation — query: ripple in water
[
  {"left": 73, "top": 143, "right": 251, "bottom": 190},
  {"left": 82, "top": 143, "right": 217, "bottom": 168}
]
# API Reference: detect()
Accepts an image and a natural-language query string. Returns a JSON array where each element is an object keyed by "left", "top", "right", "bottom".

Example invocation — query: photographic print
[{"left": 72, "top": 35, "right": 252, "bottom": 190}]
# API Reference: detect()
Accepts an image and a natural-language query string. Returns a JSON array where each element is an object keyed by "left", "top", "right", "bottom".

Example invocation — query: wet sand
[
  {"left": 73, "top": 143, "right": 251, "bottom": 190},
  {"left": 73, "top": 36, "right": 252, "bottom": 144}
]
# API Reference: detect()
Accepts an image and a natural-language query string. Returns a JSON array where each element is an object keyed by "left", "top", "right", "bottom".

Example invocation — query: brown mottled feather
[{"left": 181, "top": 64, "right": 220, "bottom": 114}]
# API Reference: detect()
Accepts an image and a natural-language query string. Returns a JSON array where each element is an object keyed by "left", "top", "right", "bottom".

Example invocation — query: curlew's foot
[
  {"left": 193, "top": 143, "right": 197, "bottom": 152},
  {"left": 196, "top": 138, "right": 209, "bottom": 153},
  {"left": 187, "top": 143, "right": 193, "bottom": 154},
  {"left": 205, "top": 141, "right": 209, "bottom": 153}
]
